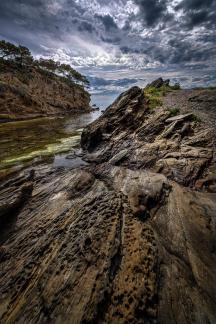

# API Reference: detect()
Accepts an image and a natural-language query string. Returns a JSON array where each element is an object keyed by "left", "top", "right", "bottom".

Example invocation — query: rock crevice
[{"left": 0, "top": 82, "right": 216, "bottom": 323}]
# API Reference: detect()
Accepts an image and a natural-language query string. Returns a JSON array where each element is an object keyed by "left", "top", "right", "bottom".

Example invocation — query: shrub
[
  {"left": 192, "top": 114, "right": 202, "bottom": 123},
  {"left": 168, "top": 107, "right": 180, "bottom": 116},
  {"left": 144, "top": 81, "right": 181, "bottom": 110},
  {"left": 170, "top": 83, "right": 181, "bottom": 90},
  {"left": 144, "top": 86, "right": 164, "bottom": 109},
  {"left": 0, "top": 39, "right": 89, "bottom": 87}
]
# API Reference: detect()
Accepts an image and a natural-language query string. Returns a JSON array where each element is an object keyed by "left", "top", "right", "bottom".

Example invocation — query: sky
[{"left": 0, "top": 0, "right": 216, "bottom": 102}]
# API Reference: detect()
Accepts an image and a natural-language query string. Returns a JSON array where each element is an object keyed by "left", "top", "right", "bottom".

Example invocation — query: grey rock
[
  {"left": 109, "top": 149, "right": 128, "bottom": 165},
  {"left": 165, "top": 112, "right": 194, "bottom": 123}
]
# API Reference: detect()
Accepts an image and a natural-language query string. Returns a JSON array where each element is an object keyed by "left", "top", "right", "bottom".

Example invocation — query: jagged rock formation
[
  {"left": 146, "top": 77, "right": 170, "bottom": 88},
  {"left": 0, "top": 82, "right": 216, "bottom": 323},
  {"left": 82, "top": 86, "right": 216, "bottom": 189},
  {"left": 0, "top": 65, "right": 91, "bottom": 121}
]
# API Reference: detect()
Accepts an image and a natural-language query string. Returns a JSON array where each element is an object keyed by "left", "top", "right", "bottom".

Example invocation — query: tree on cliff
[
  {"left": 58, "top": 63, "right": 89, "bottom": 86},
  {"left": 34, "top": 58, "right": 60, "bottom": 73},
  {"left": 35, "top": 59, "right": 89, "bottom": 86},
  {"left": 16, "top": 45, "right": 33, "bottom": 66},
  {"left": 0, "top": 40, "right": 33, "bottom": 66},
  {"left": 0, "top": 40, "right": 19, "bottom": 60},
  {"left": 0, "top": 39, "right": 89, "bottom": 87}
]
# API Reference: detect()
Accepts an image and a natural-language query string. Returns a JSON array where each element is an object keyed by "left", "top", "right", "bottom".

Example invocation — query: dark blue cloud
[
  {"left": 87, "top": 76, "right": 138, "bottom": 90},
  {"left": 95, "top": 14, "right": 118, "bottom": 31},
  {"left": 0, "top": 0, "right": 215, "bottom": 90},
  {"left": 175, "top": 0, "right": 216, "bottom": 29},
  {"left": 134, "top": 0, "right": 170, "bottom": 27}
]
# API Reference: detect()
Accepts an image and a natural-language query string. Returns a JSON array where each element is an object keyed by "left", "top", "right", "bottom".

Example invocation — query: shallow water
[{"left": 0, "top": 110, "right": 101, "bottom": 174}]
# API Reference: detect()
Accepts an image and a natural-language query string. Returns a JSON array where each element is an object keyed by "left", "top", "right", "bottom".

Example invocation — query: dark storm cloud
[
  {"left": 175, "top": 0, "right": 216, "bottom": 29},
  {"left": 133, "top": 0, "right": 171, "bottom": 27},
  {"left": 0, "top": 0, "right": 95, "bottom": 51},
  {"left": 95, "top": 14, "right": 118, "bottom": 31},
  {"left": 167, "top": 37, "right": 216, "bottom": 64},
  {"left": 87, "top": 76, "right": 140, "bottom": 95},
  {"left": 78, "top": 21, "right": 96, "bottom": 33},
  {"left": 175, "top": 0, "right": 214, "bottom": 11},
  {"left": 88, "top": 76, "right": 138, "bottom": 87},
  {"left": 0, "top": 0, "right": 215, "bottom": 88}
]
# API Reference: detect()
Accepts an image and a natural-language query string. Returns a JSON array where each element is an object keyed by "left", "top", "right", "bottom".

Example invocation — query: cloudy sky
[{"left": 0, "top": 0, "right": 216, "bottom": 102}]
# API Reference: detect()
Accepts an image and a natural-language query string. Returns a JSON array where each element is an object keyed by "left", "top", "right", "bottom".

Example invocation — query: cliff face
[
  {"left": 0, "top": 81, "right": 215, "bottom": 323},
  {"left": 0, "top": 64, "right": 91, "bottom": 121},
  {"left": 81, "top": 84, "right": 216, "bottom": 323}
]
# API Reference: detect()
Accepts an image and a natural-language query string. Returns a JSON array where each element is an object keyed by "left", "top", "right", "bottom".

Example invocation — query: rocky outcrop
[
  {"left": 82, "top": 86, "right": 215, "bottom": 188},
  {"left": 146, "top": 77, "right": 170, "bottom": 88},
  {"left": 0, "top": 83, "right": 216, "bottom": 323},
  {"left": 0, "top": 67, "right": 91, "bottom": 121}
]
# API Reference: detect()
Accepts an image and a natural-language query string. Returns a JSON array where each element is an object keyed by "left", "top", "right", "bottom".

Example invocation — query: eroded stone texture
[{"left": 0, "top": 85, "right": 216, "bottom": 323}]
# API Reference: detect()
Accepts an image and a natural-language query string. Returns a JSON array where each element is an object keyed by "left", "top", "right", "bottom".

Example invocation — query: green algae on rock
[{"left": 0, "top": 81, "right": 215, "bottom": 324}]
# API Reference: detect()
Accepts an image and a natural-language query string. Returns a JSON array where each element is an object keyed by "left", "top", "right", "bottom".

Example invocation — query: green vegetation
[
  {"left": 168, "top": 107, "right": 180, "bottom": 116},
  {"left": 144, "top": 87, "right": 162, "bottom": 109},
  {"left": 0, "top": 116, "right": 82, "bottom": 171},
  {"left": 169, "top": 82, "right": 181, "bottom": 90},
  {"left": 0, "top": 40, "right": 89, "bottom": 87},
  {"left": 0, "top": 40, "right": 33, "bottom": 66},
  {"left": 144, "top": 83, "right": 181, "bottom": 110},
  {"left": 144, "top": 85, "right": 168, "bottom": 109},
  {"left": 192, "top": 114, "right": 202, "bottom": 123}
]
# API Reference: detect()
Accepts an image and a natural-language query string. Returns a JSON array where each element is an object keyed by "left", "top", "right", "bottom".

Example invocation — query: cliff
[
  {"left": 0, "top": 60, "right": 91, "bottom": 121},
  {"left": 0, "top": 79, "right": 215, "bottom": 323}
]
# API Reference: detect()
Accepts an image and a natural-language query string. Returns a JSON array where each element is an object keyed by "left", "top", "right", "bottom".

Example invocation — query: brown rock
[
  {"left": 0, "top": 85, "right": 216, "bottom": 324},
  {"left": 0, "top": 67, "right": 90, "bottom": 121}
]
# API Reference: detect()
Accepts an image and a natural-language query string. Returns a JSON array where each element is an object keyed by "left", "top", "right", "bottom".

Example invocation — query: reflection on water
[
  {"left": 91, "top": 93, "right": 119, "bottom": 109},
  {"left": 0, "top": 110, "right": 101, "bottom": 173},
  {"left": 53, "top": 154, "right": 89, "bottom": 168}
]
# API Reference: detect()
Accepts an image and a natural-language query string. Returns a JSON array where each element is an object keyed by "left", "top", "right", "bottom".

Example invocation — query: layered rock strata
[{"left": 0, "top": 84, "right": 215, "bottom": 323}]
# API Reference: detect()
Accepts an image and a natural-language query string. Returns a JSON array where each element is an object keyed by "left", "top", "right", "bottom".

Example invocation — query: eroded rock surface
[
  {"left": 0, "top": 66, "right": 91, "bottom": 121},
  {"left": 0, "top": 84, "right": 216, "bottom": 323}
]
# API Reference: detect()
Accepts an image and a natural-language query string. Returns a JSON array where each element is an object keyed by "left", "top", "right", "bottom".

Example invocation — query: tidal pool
[{"left": 0, "top": 110, "right": 101, "bottom": 175}]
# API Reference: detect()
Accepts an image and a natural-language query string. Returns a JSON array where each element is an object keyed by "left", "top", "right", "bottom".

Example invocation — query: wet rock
[{"left": 0, "top": 84, "right": 216, "bottom": 324}]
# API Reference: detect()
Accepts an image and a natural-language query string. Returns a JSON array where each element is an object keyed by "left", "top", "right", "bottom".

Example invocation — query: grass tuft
[
  {"left": 144, "top": 82, "right": 181, "bottom": 110},
  {"left": 192, "top": 114, "right": 202, "bottom": 123},
  {"left": 168, "top": 107, "right": 180, "bottom": 116},
  {"left": 144, "top": 85, "right": 170, "bottom": 109}
]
